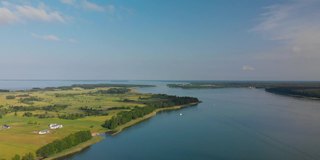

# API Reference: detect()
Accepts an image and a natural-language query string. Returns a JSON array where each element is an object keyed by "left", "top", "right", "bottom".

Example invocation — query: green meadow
[{"left": 0, "top": 86, "right": 151, "bottom": 159}]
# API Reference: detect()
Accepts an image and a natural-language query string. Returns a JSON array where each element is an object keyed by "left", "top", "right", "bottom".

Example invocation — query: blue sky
[{"left": 0, "top": 0, "right": 319, "bottom": 80}]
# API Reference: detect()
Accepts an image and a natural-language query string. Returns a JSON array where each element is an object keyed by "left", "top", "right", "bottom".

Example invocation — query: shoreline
[
  {"left": 110, "top": 102, "right": 200, "bottom": 135},
  {"left": 45, "top": 102, "right": 200, "bottom": 160},
  {"left": 44, "top": 136, "right": 104, "bottom": 160}
]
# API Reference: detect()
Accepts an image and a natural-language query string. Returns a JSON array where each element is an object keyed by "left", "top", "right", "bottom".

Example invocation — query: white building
[
  {"left": 39, "top": 130, "right": 50, "bottom": 135},
  {"left": 49, "top": 124, "right": 63, "bottom": 129}
]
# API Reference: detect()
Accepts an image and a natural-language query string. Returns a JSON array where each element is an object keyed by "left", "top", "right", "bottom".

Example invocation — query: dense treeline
[
  {"left": 11, "top": 106, "right": 40, "bottom": 112},
  {"left": 20, "top": 97, "right": 43, "bottom": 104},
  {"left": 11, "top": 152, "right": 35, "bottom": 160},
  {"left": 139, "top": 94, "right": 200, "bottom": 108},
  {"left": 0, "top": 89, "right": 9, "bottom": 92},
  {"left": 102, "top": 95, "right": 199, "bottom": 129},
  {"left": 106, "top": 106, "right": 131, "bottom": 111},
  {"left": 58, "top": 113, "right": 85, "bottom": 120},
  {"left": 28, "top": 83, "right": 154, "bottom": 92},
  {"left": 6, "top": 95, "right": 16, "bottom": 99},
  {"left": 42, "top": 104, "right": 68, "bottom": 112},
  {"left": 23, "top": 112, "right": 33, "bottom": 117},
  {"left": 34, "top": 113, "right": 55, "bottom": 119},
  {"left": 102, "top": 106, "right": 155, "bottom": 129},
  {"left": 96, "top": 88, "right": 130, "bottom": 94},
  {"left": 266, "top": 87, "right": 320, "bottom": 99},
  {"left": 79, "top": 106, "right": 108, "bottom": 116},
  {"left": 71, "top": 84, "right": 154, "bottom": 89},
  {"left": 36, "top": 131, "right": 92, "bottom": 157},
  {"left": 168, "top": 81, "right": 320, "bottom": 89}
]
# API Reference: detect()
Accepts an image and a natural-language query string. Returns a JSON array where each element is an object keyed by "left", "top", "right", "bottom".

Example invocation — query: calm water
[{"left": 2, "top": 80, "right": 320, "bottom": 160}]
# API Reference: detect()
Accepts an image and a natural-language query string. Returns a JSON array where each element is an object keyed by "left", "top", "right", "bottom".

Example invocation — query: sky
[{"left": 0, "top": 0, "right": 320, "bottom": 80}]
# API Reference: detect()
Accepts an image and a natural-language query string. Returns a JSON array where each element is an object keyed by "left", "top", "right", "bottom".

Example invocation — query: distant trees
[
  {"left": 42, "top": 104, "right": 68, "bottom": 112},
  {"left": 11, "top": 154, "right": 20, "bottom": 160},
  {"left": 266, "top": 88, "right": 320, "bottom": 98},
  {"left": 102, "top": 95, "right": 199, "bottom": 130},
  {"left": 11, "top": 152, "right": 35, "bottom": 160},
  {"left": 20, "top": 97, "right": 43, "bottom": 105},
  {"left": 11, "top": 106, "right": 40, "bottom": 112},
  {"left": 58, "top": 113, "right": 85, "bottom": 120},
  {"left": 6, "top": 95, "right": 16, "bottom": 99},
  {"left": 79, "top": 106, "right": 108, "bottom": 116},
  {"left": 142, "top": 94, "right": 199, "bottom": 108},
  {"left": 21, "top": 152, "right": 35, "bottom": 160},
  {"left": 102, "top": 106, "right": 155, "bottom": 129},
  {"left": 23, "top": 112, "right": 33, "bottom": 117},
  {"left": 96, "top": 88, "right": 130, "bottom": 94},
  {"left": 36, "top": 131, "right": 92, "bottom": 157}
]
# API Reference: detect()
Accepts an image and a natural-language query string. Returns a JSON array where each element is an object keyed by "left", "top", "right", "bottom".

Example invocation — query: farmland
[{"left": 0, "top": 84, "right": 199, "bottom": 159}]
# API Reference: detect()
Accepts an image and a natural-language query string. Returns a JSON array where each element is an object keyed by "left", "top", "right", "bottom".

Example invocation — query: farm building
[
  {"left": 49, "top": 124, "right": 63, "bottom": 129},
  {"left": 39, "top": 130, "right": 50, "bottom": 135}
]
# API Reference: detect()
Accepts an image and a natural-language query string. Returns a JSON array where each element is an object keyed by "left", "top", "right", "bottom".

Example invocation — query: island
[
  {"left": 168, "top": 81, "right": 320, "bottom": 99},
  {"left": 0, "top": 84, "right": 200, "bottom": 160}
]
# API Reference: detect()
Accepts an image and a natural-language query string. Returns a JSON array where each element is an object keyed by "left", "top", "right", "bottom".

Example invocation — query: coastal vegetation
[
  {"left": 168, "top": 81, "right": 320, "bottom": 99},
  {"left": 265, "top": 87, "right": 320, "bottom": 99},
  {"left": 36, "top": 131, "right": 92, "bottom": 158},
  {"left": 168, "top": 81, "right": 320, "bottom": 89},
  {"left": 0, "top": 84, "right": 199, "bottom": 159}
]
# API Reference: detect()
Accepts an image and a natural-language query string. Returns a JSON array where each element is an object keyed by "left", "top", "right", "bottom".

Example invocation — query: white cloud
[
  {"left": 60, "top": 0, "right": 115, "bottom": 13},
  {"left": 0, "top": 7, "right": 18, "bottom": 25},
  {"left": 32, "top": 33, "right": 60, "bottom": 41},
  {"left": 242, "top": 65, "right": 255, "bottom": 71},
  {"left": 32, "top": 33, "right": 78, "bottom": 43},
  {"left": 0, "top": 1, "right": 66, "bottom": 25},
  {"left": 82, "top": 0, "right": 105, "bottom": 12},
  {"left": 249, "top": 0, "right": 320, "bottom": 79},
  {"left": 252, "top": 1, "right": 320, "bottom": 58},
  {"left": 16, "top": 5, "right": 65, "bottom": 23}
]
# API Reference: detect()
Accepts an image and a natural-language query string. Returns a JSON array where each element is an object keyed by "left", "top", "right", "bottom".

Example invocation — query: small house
[
  {"left": 38, "top": 130, "right": 50, "bottom": 135},
  {"left": 49, "top": 124, "right": 63, "bottom": 130},
  {"left": 2, "top": 125, "right": 10, "bottom": 129}
]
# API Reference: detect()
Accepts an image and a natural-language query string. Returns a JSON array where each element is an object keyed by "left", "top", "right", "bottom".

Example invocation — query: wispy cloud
[
  {"left": 60, "top": 0, "right": 115, "bottom": 13},
  {"left": 32, "top": 33, "right": 77, "bottom": 43},
  {"left": 0, "top": 7, "right": 19, "bottom": 25},
  {"left": 249, "top": 0, "right": 320, "bottom": 79},
  {"left": 32, "top": 33, "right": 61, "bottom": 41},
  {"left": 252, "top": 0, "right": 320, "bottom": 60},
  {"left": 16, "top": 5, "right": 65, "bottom": 23},
  {"left": 0, "top": 1, "right": 66, "bottom": 25},
  {"left": 82, "top": 0, "right": 105, "bottom": 12}
]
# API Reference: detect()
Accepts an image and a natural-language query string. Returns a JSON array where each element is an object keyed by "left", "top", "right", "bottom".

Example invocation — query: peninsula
[{"left": 0, "top": 84, "right": 199, "bottom": 159}]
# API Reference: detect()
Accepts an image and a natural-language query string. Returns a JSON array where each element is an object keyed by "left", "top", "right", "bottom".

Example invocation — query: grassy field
[{"left": 0, "top": 86, "right": 151, "bottom": 159}]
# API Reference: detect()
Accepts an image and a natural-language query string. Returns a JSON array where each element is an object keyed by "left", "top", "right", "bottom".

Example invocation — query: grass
[
  {"left": 0, "top": 87, "right": 150, "bottom": 159},
  {"left": 0, "top": 86, "right": 199, "bottom": 159}
]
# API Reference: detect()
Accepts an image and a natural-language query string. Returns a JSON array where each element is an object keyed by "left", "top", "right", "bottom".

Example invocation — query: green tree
[
  {"left": 21, "top": 152, "right": 35, "bottom": 160},
  {"left": 11, "top": 154, "right": 20, "bottom": 160}
]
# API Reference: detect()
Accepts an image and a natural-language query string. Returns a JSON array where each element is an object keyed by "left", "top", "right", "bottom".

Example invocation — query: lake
[{"left": 1, "top": 80, "right": 320, "bottom": 160}]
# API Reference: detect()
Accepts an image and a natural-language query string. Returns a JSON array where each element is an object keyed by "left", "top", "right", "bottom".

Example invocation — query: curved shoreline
[
  {"left": 110, "top": 102, "right": 200, "bottom": 135},
  {"left": 45, "top": 102, "right": 200, "bottom": 160}
]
